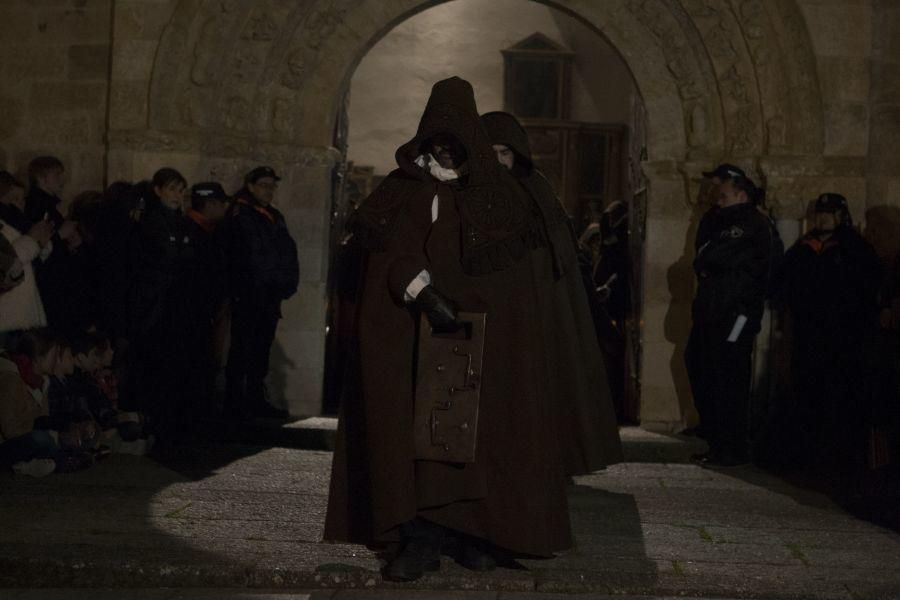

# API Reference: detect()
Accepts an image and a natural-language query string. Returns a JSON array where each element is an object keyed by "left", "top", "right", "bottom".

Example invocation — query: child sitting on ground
[
  {"left": 70, "top": 331, "right": 150, "bottom": 454},
  {"left": 0, "top": 329, "right": 92, "bottom": 476},
  {"left": 47, "top": 337, "right": 101, "bottom": 454}
]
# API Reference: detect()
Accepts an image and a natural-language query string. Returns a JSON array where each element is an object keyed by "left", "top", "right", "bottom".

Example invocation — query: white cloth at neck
[
  {"left": 415, "top": 154, "right": 459, "bottom": 183},
  {"left": 404, "top": 155, "right": 459, "bottom": 302}
]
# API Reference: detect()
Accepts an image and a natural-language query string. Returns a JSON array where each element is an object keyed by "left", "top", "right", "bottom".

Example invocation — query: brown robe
[
  {"left": 324, "top": 77, "right": 575, "bottom": 556},
  {"left": 481, "top": 111, "right": 623, "bottom": 475}
]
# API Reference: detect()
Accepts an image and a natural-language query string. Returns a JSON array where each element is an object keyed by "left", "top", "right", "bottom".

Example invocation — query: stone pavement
[{"left": 1, "top": 437, "right": 899, "bottom": 599}]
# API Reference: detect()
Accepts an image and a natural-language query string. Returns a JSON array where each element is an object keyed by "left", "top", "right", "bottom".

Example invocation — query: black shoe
[
  {"left": 457, "top": 539, "right": 497, "bottom": 572},
  {"left": 383, "top": 539, "right": 442, "bottom": 582}
]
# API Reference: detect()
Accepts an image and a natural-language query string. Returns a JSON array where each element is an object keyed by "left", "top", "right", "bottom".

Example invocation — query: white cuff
[
  {"left": 727, "top": 315, "right": 748, "bottom": 342},
  {"left": 404, "top": 269, "right": 432, "bottom": 302}
]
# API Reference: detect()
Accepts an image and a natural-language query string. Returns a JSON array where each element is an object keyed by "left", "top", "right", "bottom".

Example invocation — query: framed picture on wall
[{"left": 502, "top": 33, "right": 573, "bottom": 121}]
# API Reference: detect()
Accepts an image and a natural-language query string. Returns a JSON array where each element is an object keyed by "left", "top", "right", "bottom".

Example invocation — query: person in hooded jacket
[
  {"left": 782, "top": 194, "right": 882, "bottom": 474},
  {"left": 223, "top": 167, "right": 299, "bottom": 420},
  {"left": 325, "top": 77, "right": 586, "bottom": 582},
  {"left": 480, "top": 110, "right": 623, "bottom": 465}
]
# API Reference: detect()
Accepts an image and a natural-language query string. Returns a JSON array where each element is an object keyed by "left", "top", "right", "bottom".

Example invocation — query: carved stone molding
[
  {"left": 626, "top": 1, "right": 705, "bottom": 99},
  {"left": 137, "top": 0, "right": 825, "bottom": 160},
  {"left": 107, "top": 129, "right": 341, "bottom": 167}
]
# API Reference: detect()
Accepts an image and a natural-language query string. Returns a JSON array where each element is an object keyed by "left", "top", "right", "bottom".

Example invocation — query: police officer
[
  {"left": 224, "top": 167, "right": 299, "bottom": 419},
  {"left": 686, "top": 165, "right": 776, "bottom": 467}
]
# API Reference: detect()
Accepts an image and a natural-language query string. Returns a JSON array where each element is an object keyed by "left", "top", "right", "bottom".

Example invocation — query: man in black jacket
[
  {"left": 686, "top": 165, "right": 777, "bottom": 467},
  {"left": 224, "top": 166, "right": 299, "bottom": 419}
]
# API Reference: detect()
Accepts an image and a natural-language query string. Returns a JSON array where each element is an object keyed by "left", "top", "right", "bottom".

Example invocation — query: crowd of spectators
[{"left": 0, "top": 157, "right": 299, "bottom": 477}]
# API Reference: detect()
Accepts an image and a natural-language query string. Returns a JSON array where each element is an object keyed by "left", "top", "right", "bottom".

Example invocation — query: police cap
[
  {"left": 190, "top": 181, "right": 229, "bottom": 202},
  {"left": 245, "top": 166, "right": 281, "bottom": 184},
  {"left": 814, "top": 193, "right": 848, "bottom": 213},
  {"left": 702, "top": 163, "right": 747, "bottom": 181}
]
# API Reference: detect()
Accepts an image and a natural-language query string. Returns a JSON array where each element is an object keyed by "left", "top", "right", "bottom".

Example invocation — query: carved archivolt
[{"left": 135, "top": 0, "right": 824, "bottom": 171}]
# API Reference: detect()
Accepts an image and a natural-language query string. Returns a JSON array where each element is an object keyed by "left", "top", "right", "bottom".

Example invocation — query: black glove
[{"left": 415, "top": 285, "right": 459, "bottom": 330}]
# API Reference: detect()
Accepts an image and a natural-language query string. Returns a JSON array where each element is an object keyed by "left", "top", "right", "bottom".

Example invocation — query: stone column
[
  {"left": 638, "top": 160, "right": 697, "bottom": 432},
  {"left": 868, "top": 0, "right": 900, "bottom": 208}
]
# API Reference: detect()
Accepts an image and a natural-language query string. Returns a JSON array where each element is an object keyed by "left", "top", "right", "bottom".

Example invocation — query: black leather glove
[{"left": 415, "top": 285, "right": 459, "bottom": 330}]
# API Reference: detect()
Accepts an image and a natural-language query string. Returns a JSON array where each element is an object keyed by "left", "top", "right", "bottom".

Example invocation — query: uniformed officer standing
[
  {"left": 686, "top": 165, "right": 777, "bottom": 467},
  {"left": 224, "top": 167, "right": 299, "bottom": 419}
]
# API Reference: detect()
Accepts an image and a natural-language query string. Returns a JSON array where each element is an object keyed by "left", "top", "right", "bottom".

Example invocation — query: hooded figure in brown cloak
[
  {"left": 324, "top": 78, "right": 580, "bottom": 580},
  {"left": 481, "top": 111, "right": 623, "bottom": 474}
]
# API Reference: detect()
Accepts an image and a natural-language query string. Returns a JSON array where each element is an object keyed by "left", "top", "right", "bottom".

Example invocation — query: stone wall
[
  {"left": 868, "top": 0, "right": 900, "bottom": 211},
  {"left": 0, "top": 0, "right": 112, "bottom": 201},
  {"left": 3, "top": 0, "right": 897, "bottom": 429},
  {"left": 347, "top": 0, "right": 637, "bottom": 175}
]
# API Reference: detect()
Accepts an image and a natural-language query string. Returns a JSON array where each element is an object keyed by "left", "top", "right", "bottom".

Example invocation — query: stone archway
[{"left": 107, "top": 0, "right": 828, "bottom": 428}]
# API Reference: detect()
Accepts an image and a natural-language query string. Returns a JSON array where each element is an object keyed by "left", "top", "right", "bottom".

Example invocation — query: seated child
[
  {"left": 70, "top": 331, "right": 150, "bottom": 453},
  {"left": 0, "top": 329, "right": 93, "bottom": 475},
  {"left": 47, "top": 337, "right": 100, "bottom": 452}
]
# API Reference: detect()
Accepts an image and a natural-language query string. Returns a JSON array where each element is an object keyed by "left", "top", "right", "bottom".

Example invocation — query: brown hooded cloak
[
  {"left": 324, "top": 78, "right": 575, "bottom": 556},
  {"left": 481, "top": 111, "right": 623, "bottom": 475}
]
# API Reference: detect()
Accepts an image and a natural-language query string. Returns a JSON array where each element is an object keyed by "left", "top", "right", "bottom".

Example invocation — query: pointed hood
[
  {"left": 355, "top": 77, "right": 544, "bottom": 275},
  {"left": 395, "top": 77, "right": 502, "bottom": 184},
  {"left": 480, "top": 111, "right": 534, "bottom": 175}
]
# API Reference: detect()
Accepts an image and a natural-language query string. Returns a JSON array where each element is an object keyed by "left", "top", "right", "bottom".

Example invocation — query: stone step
[{"left": 205, "top": 418, "right": 707, "bottom": 464}]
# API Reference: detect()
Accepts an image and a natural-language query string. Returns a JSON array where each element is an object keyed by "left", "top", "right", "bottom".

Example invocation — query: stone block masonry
[{"left": 0, "top": 2, "right": 113, "bottom": 202}]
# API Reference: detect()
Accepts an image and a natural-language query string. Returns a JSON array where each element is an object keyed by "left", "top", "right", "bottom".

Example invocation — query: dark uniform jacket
[
  {"left": 325, "top": 77, "right": 577, "bottom": 557},
  {"left": 225, "top": 193, "right": 299, "bottom": 311},
  {"left": 692, "top": 202, "right": 775, "bottom": 337}
]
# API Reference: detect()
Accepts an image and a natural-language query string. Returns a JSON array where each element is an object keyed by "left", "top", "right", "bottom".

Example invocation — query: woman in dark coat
[
  {"left": 480, "top": 111, "right": 623, "bottom": 471},
  {"left": 325, "top": 77, "right": 596, "bottom": 580}
]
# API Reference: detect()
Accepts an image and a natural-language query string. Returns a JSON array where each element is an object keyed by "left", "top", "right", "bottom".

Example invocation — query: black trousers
[
  {"left": 685, "top": 322, "right": 755, "bottom": 459},
  {"left": 225, "top": 299, "right": 280, "bottom": 410}
]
